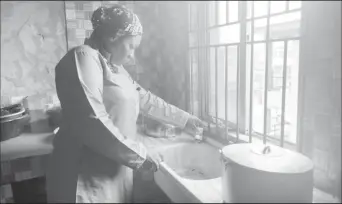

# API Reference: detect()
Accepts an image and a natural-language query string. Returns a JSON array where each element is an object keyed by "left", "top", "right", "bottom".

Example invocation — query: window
[{"left": 188, "top": 1, "right": 301, "bottom": 149}]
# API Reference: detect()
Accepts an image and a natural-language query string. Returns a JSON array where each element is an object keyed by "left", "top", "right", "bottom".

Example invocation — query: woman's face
[{"left": 104, "top": 35, "right": 142, "bottom": 65}]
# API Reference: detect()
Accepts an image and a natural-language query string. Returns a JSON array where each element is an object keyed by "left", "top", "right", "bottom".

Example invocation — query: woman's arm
[
  {"left": 135, "top": 82, "right": 190, "bottom": 128},
  {"left": 62, "top": 46, "right": 150, "bottom": 170}
]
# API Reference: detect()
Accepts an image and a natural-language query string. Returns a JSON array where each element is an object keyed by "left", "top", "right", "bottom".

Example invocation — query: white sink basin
[
  {"left": 154, "top": 141, "right": 223, "bottom": 203},
  {"left": 160, "top": 142, "right": 221, "bottom": 180}
]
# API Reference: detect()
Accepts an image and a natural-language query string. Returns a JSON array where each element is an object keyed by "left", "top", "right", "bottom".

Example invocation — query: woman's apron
[{"left": 75, "top": 65, "right": 141, "bottom": 203}]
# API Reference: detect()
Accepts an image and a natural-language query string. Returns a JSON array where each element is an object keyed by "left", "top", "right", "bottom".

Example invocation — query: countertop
[
  {"left": 0, "top": 132, "right": 55, "bottom": 162},
  {"left": 1, "top": 130, "right": 337, "bottom": 203},
  {"left": 0, "top": 129, "right": 196, "bottom": 162}
]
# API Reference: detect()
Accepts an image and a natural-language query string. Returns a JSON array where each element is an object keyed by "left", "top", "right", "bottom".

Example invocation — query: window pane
[
  {"left": 191, "top": 49, "right": 200, "bottom": 116},
  {"left": 217, "top": 46, "right": 226, "bottom": 120},
  {"left": 207, "top": 1, "right": 216, "bottom": 27},
  {"left": 254, "top": 1, "right": 269, "bottom": 17},
  {"left": 209, "top": 24, "right": 240, "bottom": 45},
  {"left": 227, "top": 46, "right": 238, "bottom": 124},
  {"left": 228, "top": 1, "right": 239, "bottom": 23},
  {"left": 209, "top": 47, "right": 216, "bottom": 116},
  {"left": 284, "top": 40, "right": 300, "bottom": 144},
  {"left": 288, "top": 1, "right": 301, "bottom": 10},
  {"left": 252, "top": 43, "right": 266, "bottom": 134},
  {"left": 269, "top": 11, "right": 301, "bottom": 40},
  {"left": 270, "top": 1, "right": 286, "bottom": 14},
  {"left": 254, "top": 18, "right": 267, "bottom": 41},
  {"left": 246, "top": 21, "right": 252, "bottom": 42},
  {"left": 267, "top": 41, "right": 285, "bottom": 139},
  {"left": 189, "top": 32, "right": 198, "bottom": 47},
  {"left": 246, "top": 1, "right": 253, "bottom": 19},
  {"left": 190, "top": 3, "right": 199, "bottom": 31},
  {"left": 218, "top": 1, "right": 227, "bottom": 25}
]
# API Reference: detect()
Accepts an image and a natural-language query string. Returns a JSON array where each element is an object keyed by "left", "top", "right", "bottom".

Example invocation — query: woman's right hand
[{"left": 139, "top": 151, "right": 163, "bottom": 173}]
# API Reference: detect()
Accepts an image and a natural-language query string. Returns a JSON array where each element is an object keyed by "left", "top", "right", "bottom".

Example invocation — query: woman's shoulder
[{"left": 71, "top": 44, "right": 99, "bottom": 56}]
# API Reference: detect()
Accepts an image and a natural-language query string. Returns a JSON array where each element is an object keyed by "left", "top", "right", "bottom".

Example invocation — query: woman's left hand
[{"left": 185, "top": 115, "right": 206, "bottom": 134}]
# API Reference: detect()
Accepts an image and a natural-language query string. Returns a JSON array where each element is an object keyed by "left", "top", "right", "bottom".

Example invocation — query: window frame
[{"left": 188, "top": 1, "right": 302, "bottom": 150}]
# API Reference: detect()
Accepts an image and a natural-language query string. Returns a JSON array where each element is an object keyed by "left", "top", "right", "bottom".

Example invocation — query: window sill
[
  {"left": 203, "top": 124, "right": 296, "bottom": 151},
  {"left": 226, "top": 131, "right": 297, "bottom": 152},
  {"left": 202, "top": 118, "right": 297, "bottom": 151}
]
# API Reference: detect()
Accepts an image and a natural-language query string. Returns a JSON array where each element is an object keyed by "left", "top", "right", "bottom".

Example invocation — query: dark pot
[{"left": 0, "top": 113, "right": 30, "bottom": 142}]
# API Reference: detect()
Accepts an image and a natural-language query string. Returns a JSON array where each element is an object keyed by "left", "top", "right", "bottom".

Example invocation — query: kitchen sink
[
  {"left": 154, "top": 141, "right": 223, "bottom": 203},
  {"left": 159, "top": 142, "right": 221, "bottom": 180}
]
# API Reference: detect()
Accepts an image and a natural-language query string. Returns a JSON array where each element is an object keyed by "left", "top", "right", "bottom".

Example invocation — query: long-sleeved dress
[{"left": 46, "top": 44, "right": 190, "bottom": 203}]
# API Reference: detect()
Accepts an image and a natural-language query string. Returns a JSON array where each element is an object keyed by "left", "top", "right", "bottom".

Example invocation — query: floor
[
  {"left": 133, "top": 172, "right": 172, "bottom": 203},
  {"left": 1, "top": 176, "right": 339, "bottom": 203},
  {"left": 3, "top": 177, "right": 46, "bottom": 203},
  {"left": 1, "top": 175, "right": 172, "bottom": 203},
  {"left": 313, "top": 188, "right": 340, "bottom": 203}
]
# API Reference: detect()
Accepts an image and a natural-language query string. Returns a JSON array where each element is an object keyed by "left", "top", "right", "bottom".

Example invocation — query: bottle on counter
[{"left": 194, "top": 127, "right": 204, "bottom": 142}]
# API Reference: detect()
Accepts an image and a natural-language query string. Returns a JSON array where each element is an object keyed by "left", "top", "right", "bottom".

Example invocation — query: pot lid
[{"left": 221, "top": 143, "right": 314, "bottom": 174}]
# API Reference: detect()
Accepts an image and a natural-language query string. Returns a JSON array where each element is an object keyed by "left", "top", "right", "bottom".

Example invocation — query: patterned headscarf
[{"left": 91, "top": 4, "right": 143, "bottom": 41}]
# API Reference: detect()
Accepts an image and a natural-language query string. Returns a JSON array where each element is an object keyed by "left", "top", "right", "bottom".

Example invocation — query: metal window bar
[
  {"left": 189, "top": 42, "right": 242, "bottom": 49},
  {"left": 248, "top": 1, "right": 255, "bottom": 143},
  {"left": 280, "top": 40, "right": 288, "bottom": 147},
  {"left": 205, "top": 2, "right": 210, "bottom": 121},
  {"left": 225, "top": 45, "right": 229, "bottom": 141},
  {"left": 215, "top": 1, "right": 218, "bottom": 26},
  {"left": 246, "top": 8, "right": 301, "bottom": 21},
  {"left": 262, "top": 1, "right": 271, "bottom": 145},
  {"left": 198, "top": 3, "right": 205, "bottom": 119},
  {"left": 188, "top": 3, "right": 192, "bottom": 33},
  {"left": 198, "top": 38, "right": 202, "bottom": 118},
  {"left": 189, "top": 49, "right": 193, "bottom": 115},
  {"left": 193, "top": 4, "right": 202, "bottom": 115},
  {"left": 199, "top": 46, "right": 204, "bottom": 119},
  {"left": 237, "top": 0, "right": 248, "bottom": 141},
  {"left": 189, "top": 37, "right": 300, "bottom": 49},
  {"left": 226, "top": 1, "right": 229, "bottom": 24},
  {"left": 215, "top": 47, "right": 218, "bottom": 130},
  {"left": 203, "top": 2, "right": 209, "bottom": 119},
  {"left": 246, "top": 37, "right": 300, "bottom": 44},
  {"left": 187, "top": 3, "right": 192, "bottom": 113},
  {"left": 236, "top": 45, "right": 240, "bottom": 142},
  {"left": 296, "top": 40, "right": 303, "bottom": 153},
  {"left": 199, "top": 8, "right": 301, "bottom": 32},
  {"left": 201, "top": 21, "right": 241, "bottom": 31},
  {"left": 205, "top": 47, "right": 210, "bottom": 122}
]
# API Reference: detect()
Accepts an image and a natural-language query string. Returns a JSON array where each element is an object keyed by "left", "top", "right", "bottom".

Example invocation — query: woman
[{"left": 46, "top": 4, "right": 204, "bottom": 203}]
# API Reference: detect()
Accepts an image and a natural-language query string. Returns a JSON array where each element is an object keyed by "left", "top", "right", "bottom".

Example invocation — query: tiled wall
[
  {"left": 0, "top": 1, "right": 67, "bottom": 99},
  {"left": 1, "top": 1, "right": 189, "bottom": 112},
  {"left": 64, "top": 1, "right": 102, "bottom": 49},
  {"left": 299, "top": 1, "right": 341, "bottom": 198},
  {"left": 65, "top": 1, "right": 135, "bottom": 50}
]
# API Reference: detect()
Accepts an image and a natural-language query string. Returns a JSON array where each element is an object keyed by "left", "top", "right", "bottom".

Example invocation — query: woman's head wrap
[{"left": 91, "top": 4, "right": 143, "bottom": 40}]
